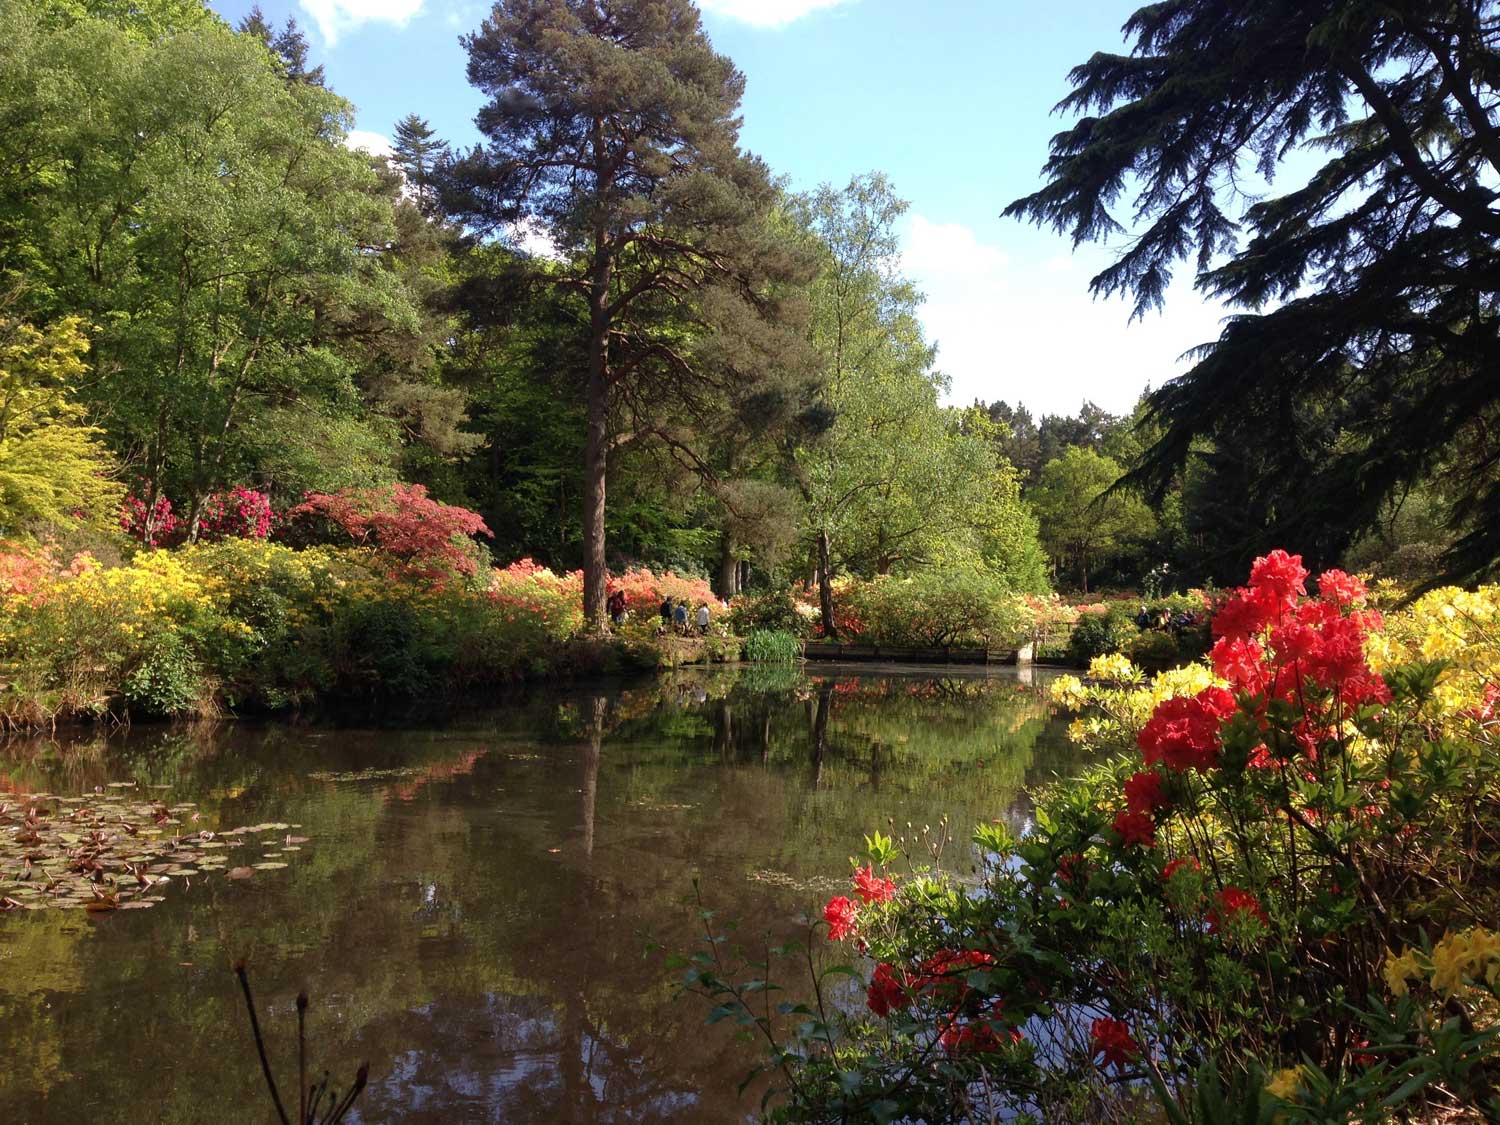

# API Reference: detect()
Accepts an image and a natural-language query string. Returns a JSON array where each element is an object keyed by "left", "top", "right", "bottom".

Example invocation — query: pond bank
[{"left": 0, "top": 664, "right": 1081, "bottom": 1122}]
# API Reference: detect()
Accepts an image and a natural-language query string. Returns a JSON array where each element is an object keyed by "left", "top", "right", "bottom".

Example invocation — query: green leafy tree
[
  {"left": 0, "top": 311, "right": 122, "bottom": 532},
  {"left": 0, "top": 4, "right": 435, "bottom": 534},
  {"left": 449, "top": 0, "right": 814, "bottom": 628},
  {"left": 793, "top": 175, "right": 1044, "bottom": 632},
  {"left": 1006, "top": 0, "right": 1500, "bottom": 585},
  {"left": 1030, "top": 446, "right": 1154, "bottom": 592}
]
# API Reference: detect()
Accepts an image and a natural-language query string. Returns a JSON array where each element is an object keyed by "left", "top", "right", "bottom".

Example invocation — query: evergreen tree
[
  {"left": 392, "top": 114, "right": 447, "bottom": 215},
  {"left": 449, "top": 0, "right": 815, "bottom": 628},
  {"left": 1007, "top": 0, "right": 1500, "bottom": 584}
]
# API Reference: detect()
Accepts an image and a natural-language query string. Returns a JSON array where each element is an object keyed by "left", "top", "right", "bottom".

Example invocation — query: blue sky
[{"left": 208, "top": 0, "right": 1231, "bottom": 418}]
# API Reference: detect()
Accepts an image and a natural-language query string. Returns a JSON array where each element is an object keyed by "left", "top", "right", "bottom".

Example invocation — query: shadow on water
[{"left": 0, "top": 664, "right": 1087, "bottom": 1124}]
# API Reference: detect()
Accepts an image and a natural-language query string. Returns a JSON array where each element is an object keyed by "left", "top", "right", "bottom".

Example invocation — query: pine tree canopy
[{"left": 1006, "top": 1, "right": 1500, "bottom": 583}]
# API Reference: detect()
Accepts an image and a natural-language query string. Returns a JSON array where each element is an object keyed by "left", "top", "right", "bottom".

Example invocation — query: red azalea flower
[
  {"left": 1137, "top": 687, "right": 1235, "bottom": 772},
  {"left": 852, "top": 863, "right": 897, "bottom": 905},
  {"left": 1317, "top": 569, "right": 1367, "bottom": 607},
  {"left": 1090, "top": 1017, "right": 1141, "bottom": 1068},
  {"left": 1208, "top": 886, "right": 1268, "bottom": 933},
  {"left": 1211, "top": 636, "right": 1266, "bottom": 694},
  {"left": 1249, "top": 549, "right": 1308, "bottom": 605},
  {"left": 939, "top": 1017, "right": 1023, "bottom": 1056},
  {"left": 1161, "top": 855, "right": 1201, "bottom": 883},
  {"left": 1123, "top": 770, "right": 1166, "bottom": 814},
  {"left": 866, "top": 962, "right": 911, "bottom": 1017},
  {"left": 1112, "top": 810, "right": 1155, "bottom": 848},
  {"left": 823, "top": 896, "right": 859, "bottom": 942},
  {"left": 1056, "top": 852, "right": 1089, "bottom": 888}
]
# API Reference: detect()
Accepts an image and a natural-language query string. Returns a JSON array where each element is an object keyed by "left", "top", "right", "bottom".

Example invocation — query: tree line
[{"left": 1, "top": 0, "right": 1493, "bottom": 629}]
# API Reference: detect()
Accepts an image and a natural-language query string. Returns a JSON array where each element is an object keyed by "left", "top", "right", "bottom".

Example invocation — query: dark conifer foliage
[{"left": 1007, "top": 1, "right": 1500, "bottom": 585}]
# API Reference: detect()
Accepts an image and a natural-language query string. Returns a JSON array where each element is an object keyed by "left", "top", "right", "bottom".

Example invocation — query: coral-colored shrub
[{"left": 286, "top": 484, "right": 492, "bottom": 580}]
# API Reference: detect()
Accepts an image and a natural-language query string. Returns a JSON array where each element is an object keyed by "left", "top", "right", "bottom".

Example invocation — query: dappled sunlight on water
[{"left": 0, "top": 665, "right": 1085, "bottom": 1123}]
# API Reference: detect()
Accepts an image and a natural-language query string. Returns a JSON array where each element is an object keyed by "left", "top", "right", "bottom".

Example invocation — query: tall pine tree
[{"left": 450, "top": 0, "right": 813, "bottom": 628}]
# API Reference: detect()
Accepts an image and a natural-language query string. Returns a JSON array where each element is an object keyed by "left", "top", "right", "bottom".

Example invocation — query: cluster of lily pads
[{"left": 1, "top": 785, "right": 305, "bottom": 913}]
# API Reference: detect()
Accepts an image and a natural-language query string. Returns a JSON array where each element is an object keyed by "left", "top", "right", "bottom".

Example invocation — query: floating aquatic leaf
[
  {"left": 227, "top": 867, "right": 255, "bottom": 880},
  {"left": 251, "top": 862, "right": 287, "bottom": 871}
]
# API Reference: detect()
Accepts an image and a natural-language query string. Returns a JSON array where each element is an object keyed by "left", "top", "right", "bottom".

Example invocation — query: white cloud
[
  {"left": 900, "top": 214, "right": 1233, "bottom": 418},
  {"left": 697, "top": 0, "right": 854, "bottom": 29},
  {"left": 344, "top": 129, "right": 395, "bottom": 158},
  {"left": 298, "top": 0, "right": 424, "bottom": 45}
]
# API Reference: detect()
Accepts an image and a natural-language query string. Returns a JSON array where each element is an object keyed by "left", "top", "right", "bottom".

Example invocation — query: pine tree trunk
[
  {"left": 582, "top": 360, "right": 609, "bottom": 631},
  {"left": 817, "top": 528, "right": 837, "bottom": 639},
  {"left": 582, "top": 203, "right": 611, "bottom": 633}
]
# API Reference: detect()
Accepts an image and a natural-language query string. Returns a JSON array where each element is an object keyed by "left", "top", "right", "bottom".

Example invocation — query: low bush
[
  {"left": 1066, "top": 603, "right": 1138, "bottom": 665},
  {"left": 729, "top": 588, "right": 813, "bottom": 638},
  {"left": 834, "top": 566, "right": 1028, "bottom": 649}
]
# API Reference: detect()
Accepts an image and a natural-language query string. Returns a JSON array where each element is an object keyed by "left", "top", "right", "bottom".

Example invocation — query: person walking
[
  {"left": 660, "top": 596, "right": 673, "bottom": 629},
  {"left": 696, "top": 602, "right": 710, "bottom": 636},
  {"left": 673, "top": 600, "right": 689, "bottom": 635}
]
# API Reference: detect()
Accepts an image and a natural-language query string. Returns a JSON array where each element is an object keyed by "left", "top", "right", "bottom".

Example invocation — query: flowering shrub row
[
  {"left": 688, "top": 552, "right": 1500, "bottom": 1121},
  {"left": 0, "top": 541, "right": 726, "bottom": 726}
]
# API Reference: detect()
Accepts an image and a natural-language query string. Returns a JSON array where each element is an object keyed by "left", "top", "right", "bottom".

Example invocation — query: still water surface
[{"left": 0, "top": 665, "right": 1085, "bottom": 1123}]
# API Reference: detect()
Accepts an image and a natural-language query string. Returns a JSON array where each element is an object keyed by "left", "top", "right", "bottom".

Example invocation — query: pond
[{"left": 0, "top": 665, "right": 1086, "bottom": 1123}]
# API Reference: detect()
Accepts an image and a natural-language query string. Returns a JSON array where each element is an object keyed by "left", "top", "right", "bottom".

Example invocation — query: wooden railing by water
[{"left": 801, "top": 642, "right": 1033, "bottom": 666}]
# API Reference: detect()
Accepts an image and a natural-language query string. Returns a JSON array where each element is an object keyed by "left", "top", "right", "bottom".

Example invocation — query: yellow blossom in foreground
[
  {"left": 1264, "top": 1067, "right": 1303, "bottom": 1101},
  {"left": 1087, "top": 653, "right": 1140, "bottom": 684},
  {"left": 1383, "top": 946, "right": 1424, "bottom": 997}
]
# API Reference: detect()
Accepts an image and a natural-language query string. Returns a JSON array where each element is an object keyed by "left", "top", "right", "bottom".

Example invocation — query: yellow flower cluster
[
  {"left": 1264, "top": 1066, "right": 1304, "bottom": 1102},
  {"left": 1050, "top": 656, "right": 1222, "bottom": 753},
  {"left": 1368, "top": 586, "right": 1500, "bottom": 719},
  {"left": 1384, "top": 927, "right": 1500, "bottom": 997}
]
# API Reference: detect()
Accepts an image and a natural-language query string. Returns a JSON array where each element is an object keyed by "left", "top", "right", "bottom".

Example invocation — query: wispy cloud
[
  {"left": 697, "top": 0, "right": 855, "bottom": 29},
  {"left": 298, "top": 0, "right": 424, "bottom": 45},
  {"left": 901, "top": 214, "right": 1231, "bottom": 417}
]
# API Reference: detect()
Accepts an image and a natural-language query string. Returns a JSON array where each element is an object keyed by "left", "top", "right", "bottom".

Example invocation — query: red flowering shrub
[
  {"left": 822, "top": 896, "right": 859, "bottom": 942},
  {"left": 1111, "top": 809, "right": 1155, "bottom": 848},
  {"left": 1208, "top": 886, "right": 1268, "bottom": 936},
  {"left": 852, "top": 864, "right": 896, "bottom": 905},
  {"left": 286, "top": 484, "right": 492, "bottom": 581},
  {"left": 1123, "top": 770, "right": 1165, "bottom": 813},
  {"left": 866, "top": 962, "right": 911, "bottom": 1018},
  {"left": 686, "top": 549, "right": 1500, "bottom": 1120}
]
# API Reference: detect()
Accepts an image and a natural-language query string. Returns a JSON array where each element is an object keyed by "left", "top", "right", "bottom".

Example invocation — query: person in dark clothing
[
  {"left": 673, "top": 600, "right": 689, "bottom": 635},
  {"left": 660, "top": 597, "right": 673, "bottom": 628}
]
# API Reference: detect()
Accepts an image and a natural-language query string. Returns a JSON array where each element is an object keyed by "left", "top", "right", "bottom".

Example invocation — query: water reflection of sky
[{"left": 0, "top": 665, "right": 1085, "bottom": 1123}]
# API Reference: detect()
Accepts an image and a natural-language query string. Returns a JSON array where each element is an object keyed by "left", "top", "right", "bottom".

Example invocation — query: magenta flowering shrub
[
  {"left": 119, "top": 491, "right": 179, "bottom": 547},
  {"left": 195, "top": 488, "right": 272, "bottom": 542}
]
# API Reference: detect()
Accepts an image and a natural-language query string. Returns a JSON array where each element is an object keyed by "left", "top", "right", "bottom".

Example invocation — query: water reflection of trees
[{"left": 0, "top": 669, "right": 1087, "bottom": 1122}]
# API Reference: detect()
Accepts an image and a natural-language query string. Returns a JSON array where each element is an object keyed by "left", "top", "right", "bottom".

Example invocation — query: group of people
[
  {"left": 603, "top": 589, "right": 714, "bottom": 637},
  {"left": 659, "top": 596, "right": 711, "bottom": 637}
]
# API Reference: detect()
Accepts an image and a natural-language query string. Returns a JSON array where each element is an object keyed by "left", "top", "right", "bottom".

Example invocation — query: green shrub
[
  {"left": 728, "top": 588, "right": 812, "bottom": 638},
  {"left": 1123, "top": 628, "right": 1179, "bottom": 668},
  {"left": 838, "top": 566, "right": 1027, "bottom": 649},
  {"left": 1066, "top": 606, "right": 1137, "bottom": 666},
  {"left": 744, "top": 628, "right": 802, "bottom": 664}
]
